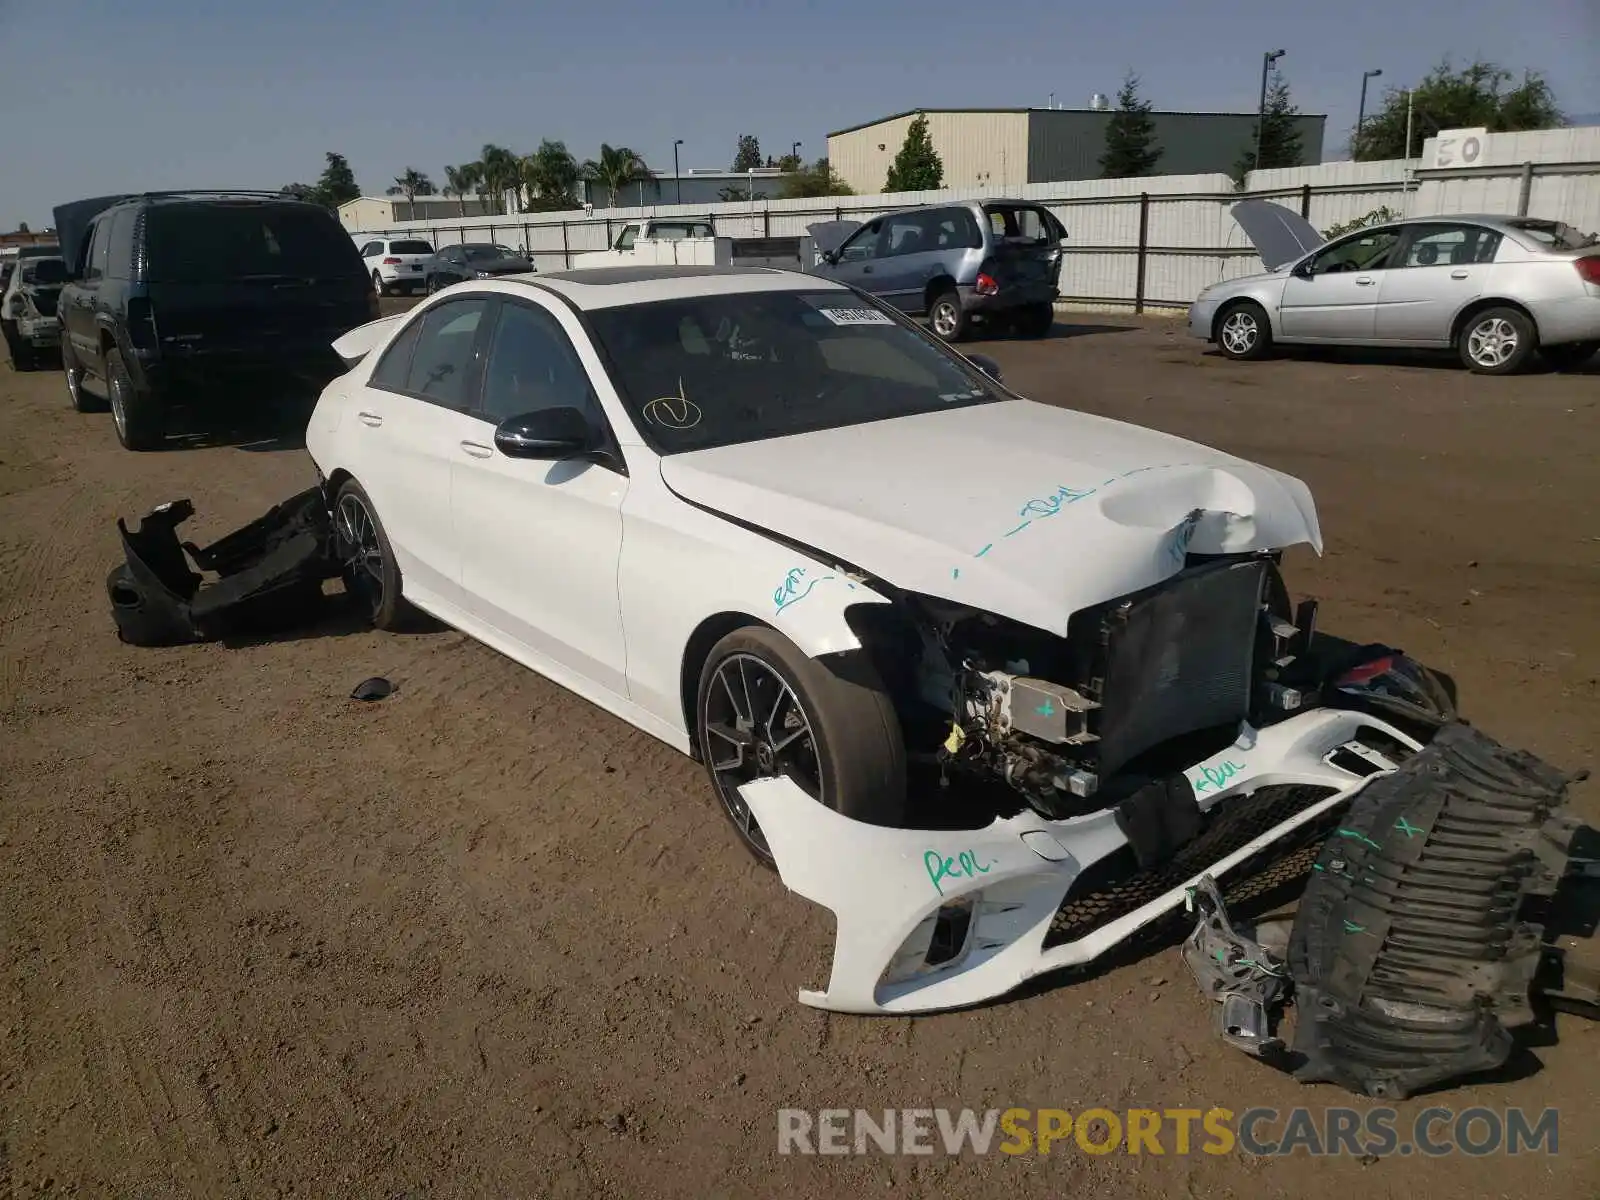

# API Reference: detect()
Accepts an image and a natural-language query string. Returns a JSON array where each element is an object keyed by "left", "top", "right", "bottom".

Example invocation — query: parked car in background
[
  {"left": 358, "top": 237, "right": 435, "bottom": 295},
  {"left": 808, "top": 199, "right": 1067, "bottom": 341},
  {"left": 1193, "top": 202, "right": 1600, "bottom": 374},
  {"left": 424, "top": 243, "right": 533, "bottom": 291},
  {"left": 2, "top": 250, "right": 68, "bottom": 370},
  {"left": 53, "top": 190, "right": 376, "bottom": 449}
]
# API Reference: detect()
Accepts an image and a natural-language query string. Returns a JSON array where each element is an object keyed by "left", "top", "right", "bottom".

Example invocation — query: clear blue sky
[{"left": 3, "top": 0, "right": 1596, "bottom": 230}]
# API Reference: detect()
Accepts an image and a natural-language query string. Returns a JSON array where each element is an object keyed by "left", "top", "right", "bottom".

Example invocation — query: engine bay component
[
  {"left": 988, "top": 673, "right": 1098, "bottom": 745},
  {"left": 108, "top": 489, "right": 339, "bottom": 646},
  {"left": 1182, "top": 875, "right": 1292, "bottom": 1058}
]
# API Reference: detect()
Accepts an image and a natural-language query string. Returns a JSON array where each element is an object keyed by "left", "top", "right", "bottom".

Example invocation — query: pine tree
[
  {"left": 732, "top": 135, "right": 762, "bottom": 172},
  {"left": 1235, "top": 74, "right": 1306, "bottom": 180},
  {"left": 1098, "top": 74, "right": 1163, "bottom": 178},
  {"left": 314, "top": 152, "right": 360, "bottom": 208},
  {"left": 883, "top": 114, "right": 944, "bottom": 192}
]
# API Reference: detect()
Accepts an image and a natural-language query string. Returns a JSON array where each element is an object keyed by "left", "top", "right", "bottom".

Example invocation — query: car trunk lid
[{"left": 979, "top": 202, "right": 1065, "bottom": 289}]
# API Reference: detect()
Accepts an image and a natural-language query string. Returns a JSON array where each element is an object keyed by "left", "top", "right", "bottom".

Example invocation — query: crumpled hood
[{"left": 660, "top": 399, "right": 1321, "bottom": 636}]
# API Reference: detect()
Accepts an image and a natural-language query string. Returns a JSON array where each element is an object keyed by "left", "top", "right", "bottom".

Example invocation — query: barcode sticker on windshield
[{"left": 817, "top": 307, "right": 894, "bottom": 326}]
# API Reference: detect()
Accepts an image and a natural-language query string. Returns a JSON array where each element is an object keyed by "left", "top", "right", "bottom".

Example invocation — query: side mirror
[
  {"left": 1292, "top": 259, "right": 1315, "bottom": 279},
  {"left": 493, "top": 407, "right": 594, "bottom": 460},
  {"left": 968, "top": 353, "right": 1003, "bottom": 383}
]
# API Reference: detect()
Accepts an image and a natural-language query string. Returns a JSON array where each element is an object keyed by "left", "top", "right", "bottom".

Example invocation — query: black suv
[{"left": 53, "top": 191, "right": 377, "bottom": 449}]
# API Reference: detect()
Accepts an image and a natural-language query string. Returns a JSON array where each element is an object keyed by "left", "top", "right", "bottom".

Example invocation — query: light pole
[
  {"left": 673, "top": 139, "right": 683, "bottom": 205},
  {"left": 791, "top": 141, "right": 801, "bottom": 166},
  {"left": 1357, "top": 68, "right": 1383, "bottom": 152},
  {"left": 1255, "top": 48, "right": 1286, "bottom": 175}
]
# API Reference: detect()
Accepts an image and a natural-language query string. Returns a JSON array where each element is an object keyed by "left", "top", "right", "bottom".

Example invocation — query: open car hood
[
  {"left": 805, "top": 220, "right": 862, "bottom": 255},
  {"left": 659, "top": 399, "right": 1322, "bottom": 636},
  {"left": 1230, "top": 199, "right": 1325, "bottom": 270},
  {"left": 52, "top": 195, "right": 133, "bottom": 270}
]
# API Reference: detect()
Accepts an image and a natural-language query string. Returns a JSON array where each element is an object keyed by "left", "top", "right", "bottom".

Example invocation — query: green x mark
[{"left": 1395, "top": 816, "right": 1423, "bottom": 839}]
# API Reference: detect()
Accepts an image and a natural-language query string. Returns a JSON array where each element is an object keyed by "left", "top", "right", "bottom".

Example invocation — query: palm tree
[
  {"left": 476, "top": 144, "right": 521, "bottom": 215},
  {"left": 385, "top": 167, "right": 435, "bottom": 202},
  {"left": 520, "top": 140, "right": 581, "bottom": 211},
  {"left": 581, "top": 144, "right": 652, "bottom": 208},
  {"left": 443, "top": 164, "right": 476, "bottom": 216}
]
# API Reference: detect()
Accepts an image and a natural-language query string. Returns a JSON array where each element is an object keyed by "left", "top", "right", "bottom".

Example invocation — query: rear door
[
  {"left": 1374, "top": 223, "right": 1502, "bottom": 344},
  {"left": 349, "top": 295, "right": 493, "bottom": 608},
  {"left": 143, "top": 202, "right": 373, "bottom": 356},
  {"left": 978, "top": 203, "right": 1064, "bottom": 295}
]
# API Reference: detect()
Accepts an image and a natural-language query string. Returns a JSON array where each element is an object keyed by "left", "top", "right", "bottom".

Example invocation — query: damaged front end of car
[{"left": 739, "top": 546, "right": 1586, "bottom": 1029}]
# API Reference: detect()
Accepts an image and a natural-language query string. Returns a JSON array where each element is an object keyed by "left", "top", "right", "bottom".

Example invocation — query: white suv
[{"left": 357, "top": 237, "right": 435, "bottom": 296}]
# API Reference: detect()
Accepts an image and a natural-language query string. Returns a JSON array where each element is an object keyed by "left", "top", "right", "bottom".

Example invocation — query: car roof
[{"left": 517, "top": 265, "right": 849, "bottom": 310}]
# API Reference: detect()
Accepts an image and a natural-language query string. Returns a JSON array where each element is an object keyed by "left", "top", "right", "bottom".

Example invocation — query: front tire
[
  {"left": 695, "top": 626, "right": 905, "bottom": 868},
  {"left": 332, "top": 479, "right": 413, "bottom": 631},
  {"left": 1459, "top": 307, "right": 1535, "bottom": 375},
  {"left": 61, "top": 339, "right": 104, "bottom": 411},
  {"left": 106, "top": 348, "right": 164, "bottom": 450},
  {"left": 1540, "top": 340, "right": 1597, "bottom": 371},
  {"left": 928, "top": 290, "right": 970, "bottom": 342},
  {"left": 1215, "top": 301, "right": 1273, "bottom": 360}
]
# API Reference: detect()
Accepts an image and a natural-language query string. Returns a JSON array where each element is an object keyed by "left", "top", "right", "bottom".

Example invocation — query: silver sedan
[{"left": 1189, "top": 203, "right": 1600, "bottom": 374}]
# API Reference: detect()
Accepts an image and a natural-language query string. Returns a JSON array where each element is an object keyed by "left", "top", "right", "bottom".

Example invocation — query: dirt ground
[{"left": 1, "top": 310, "right": 1596, "bottom": 1199}]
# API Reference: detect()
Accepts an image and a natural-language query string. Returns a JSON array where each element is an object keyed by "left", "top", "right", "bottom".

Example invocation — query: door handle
[
  {"left": 1450, "top": 269, "right": 1469, "bottom": 280},
  {"left": 459, "top": 440, "right": 494, "bottom": 458},
  {"left": 1355, "top": 276, "right": 1375, "bottom": 286},
  {"left": 357, "top": 411, "right": 383, "bottom": 427}
]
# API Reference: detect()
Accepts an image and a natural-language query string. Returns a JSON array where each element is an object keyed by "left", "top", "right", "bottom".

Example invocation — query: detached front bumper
[{"left": 740, "top": 706, "right": 1422, "bottom": 1015}]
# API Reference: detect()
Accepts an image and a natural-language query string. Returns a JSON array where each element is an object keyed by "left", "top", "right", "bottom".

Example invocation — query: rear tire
[
  {"left": 695, "top": 625, "right": 906, "bottom": 868},
  {"left": 106, "top": 348, "right": 164, "bottom": 450},
  {"left": 1540, "top": 340, "right": 1597, "bottom": 371},
  {"left": 1458, "top": 306, "right": 1535, "bottom": 375},
  {"left": 371, "top": 270, "right": 390, "bottom": 298},
  {"left": 928, "top": 290, "right": 970, "bottom": 342},
  {"left": 1014, "top": 302, "right": 1054, "bottom": 338},
  {"left": 1215, "top": 301, "right": 1273, "bottom": 361}
]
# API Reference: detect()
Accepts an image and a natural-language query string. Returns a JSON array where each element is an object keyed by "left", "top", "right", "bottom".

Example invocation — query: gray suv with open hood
[
  {"left": 808, "top": 199, "right": 1066, "bottom": 341},
  {"left": 1191, "top": 200, "right": 1600, "bottom": 374}
]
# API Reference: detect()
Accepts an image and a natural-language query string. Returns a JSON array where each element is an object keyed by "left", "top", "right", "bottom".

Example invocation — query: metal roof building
[{"left": 827, "top": 107, "right": 1327, "bottom": 193}]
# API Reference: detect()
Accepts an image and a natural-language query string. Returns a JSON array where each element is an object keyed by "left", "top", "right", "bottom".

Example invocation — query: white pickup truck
[{"left": 566, "top": 217, "right": 718, "bottom": 270}]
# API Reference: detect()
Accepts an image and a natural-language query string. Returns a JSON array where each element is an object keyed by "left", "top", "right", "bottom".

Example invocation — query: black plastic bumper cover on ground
[{"left": 1288, "top": 720, "right": 1585, "bottom": 1099}]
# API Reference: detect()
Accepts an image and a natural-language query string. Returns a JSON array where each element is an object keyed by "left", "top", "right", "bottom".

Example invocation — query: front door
[
  {"left": 825, "top": 220, "right": 885, "bottom": 294},
  {"left": 451, "top": 296, "right": 630, "bottom": 695},
  {"left": 1374, "top": 223, "right": 1502, "bottom": 344},
  {"left": 1279, "top": 226, "right": 1402, "bottom": 342}
]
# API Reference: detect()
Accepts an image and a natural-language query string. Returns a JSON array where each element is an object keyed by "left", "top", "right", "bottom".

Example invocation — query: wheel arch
[
  {"left": 922, "top": 275, "right": 958, "bottom": 312},
  {"left": 1212, "top": 295, "right": 1274, "bottom": 342},
  {"left": 678, "top": 611, "right": 774, "bottom": 760},
  {"left": 1451, "top": 297, "right": 1537, "bottom": 348}
]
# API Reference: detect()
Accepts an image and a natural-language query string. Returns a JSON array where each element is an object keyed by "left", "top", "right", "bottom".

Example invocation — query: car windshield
[
  {"left": 146, "top": 203, "right": 363, "bottom": 282},
  {"left": 1507, "top": 219, "right": 1597, "bottom": 250},
  {"left": 463, "top": 244, "right": 511, "bottom": 262},
  {"left": 586, "top": 290, "right": 1004, "bottom": 454},
  {"left": 391, "top": 239, "right": 434, "bottom": 254}
]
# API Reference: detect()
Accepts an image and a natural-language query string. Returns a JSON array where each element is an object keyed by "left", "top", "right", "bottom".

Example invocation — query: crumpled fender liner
[
  {"left": 108, "top": 488, "right": 340, "bottom": 646},
  {"left": 1287, "top": 720, "right": 1586, "bottom": 1099}
]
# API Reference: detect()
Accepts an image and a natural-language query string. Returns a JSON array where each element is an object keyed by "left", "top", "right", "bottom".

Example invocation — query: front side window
[
  {"left": 478, "top": 301, "right": 598, "bottom": 424},
  {"left": 615, "top": 225, "right": 640, "bottom": 251},
  {"left": 1399, "top": 224, "right": 1502, "bottom": 268},
  {"left": 1308, "top": 228, "right": 1402, "bottom": 274},
  {"left": 835, "top": 221, "right": 882, "bottom": 262},
  {"left": 586, "top": 290, "right": 1003, "bottom": 454}
]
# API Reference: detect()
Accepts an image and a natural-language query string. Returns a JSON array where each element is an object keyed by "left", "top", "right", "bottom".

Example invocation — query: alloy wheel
[
  {"left": 931, "top": 301, "right": 960, "bottom": 338},
  {"left": 66, "top": 366, "right": 83, "bottom": 408},
  {"left": 335, "top": 492, "right": 385, "bottom": 617},
  {"left": 1221, "top": 310, "right": 1259, "bottom": 355},
  {"left": 1467, "top": 317, "right": 1518, "bottom": 369},
  {"left": 702, "top": 653, "right": 823, "bottom": 858},
  {"left": 109, "top": 373, "right": 129, "bottom": 441}
]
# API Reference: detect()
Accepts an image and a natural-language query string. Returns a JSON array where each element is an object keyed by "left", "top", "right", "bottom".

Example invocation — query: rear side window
[
  {"left": 983, "top": 204, "right": 1063, "bottom": 244},
  {"left": 403, "top": 297, "right": 489, "bottom": 408},
  {"left": 370, "top": 319, "right": 423, "bottom": 391},
  {"left": 105, "top": 209, "right": 133, "bottom": 279},
  {"left": 391, "top": 240, "right": 434, "bottom": 254},
  {"left": 145, "top": 203, "right": 365, "bottom": 283}
]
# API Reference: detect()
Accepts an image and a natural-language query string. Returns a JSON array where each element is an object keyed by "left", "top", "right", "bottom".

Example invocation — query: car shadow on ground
[
  {"left": 967, "top": 321, "right": 1139, "bottom": 345},
  {"left": 1207, "top": 344, "right": 1599, "bottom": 376},
  {"left": 212, "top": 587, "right": 450, "bottom": 649},
  {"left": 155, "top": 401, "right": 314, "bottom": 453}
]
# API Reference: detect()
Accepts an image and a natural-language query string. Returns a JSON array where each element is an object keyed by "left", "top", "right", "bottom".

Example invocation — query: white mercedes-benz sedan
[{"left": 306, "top": 265, "right": 1463, "bottom": 1014}]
